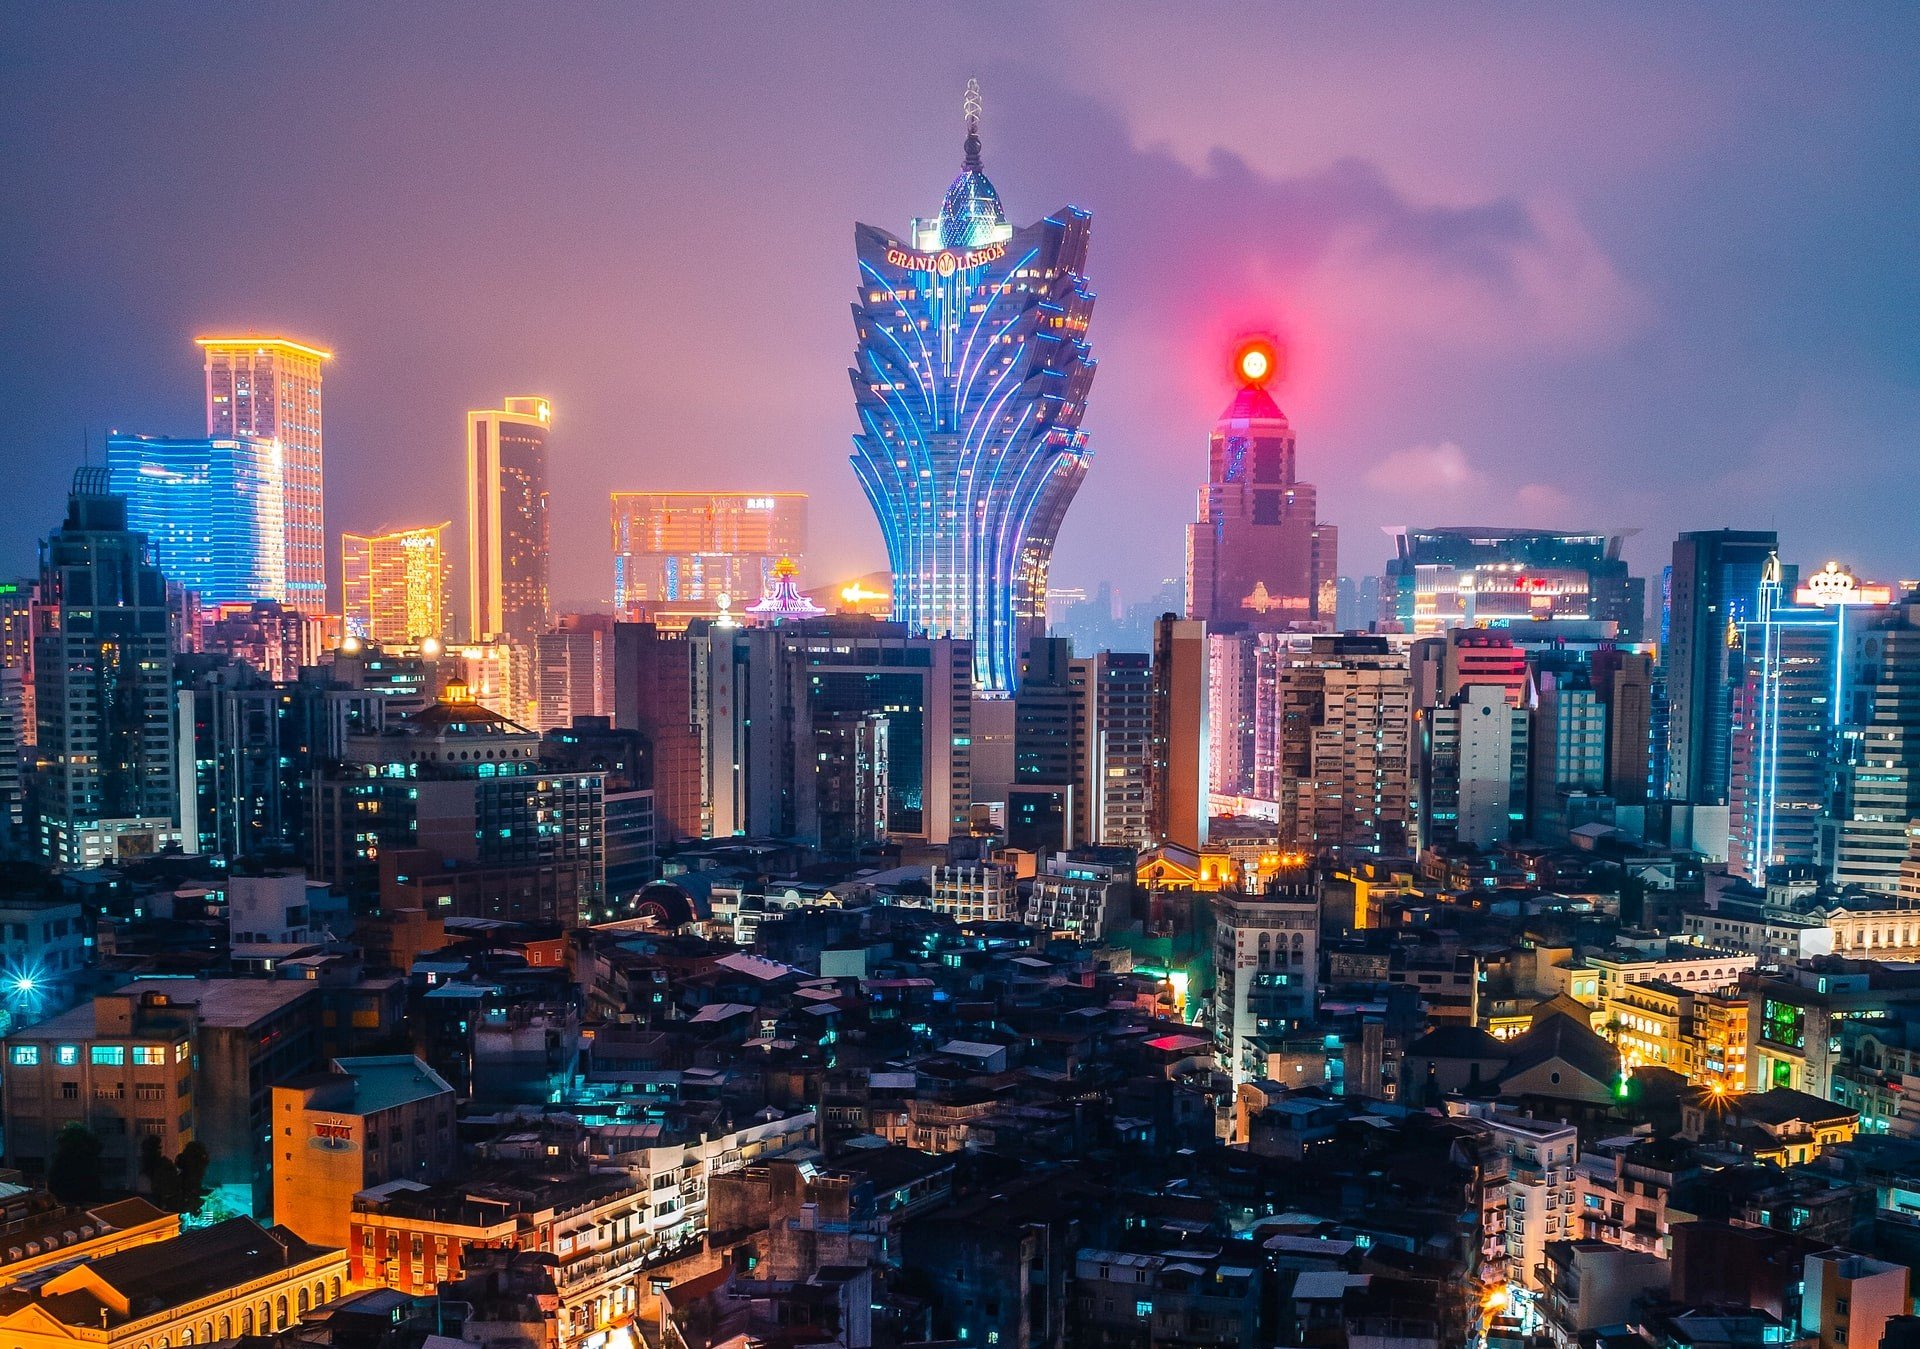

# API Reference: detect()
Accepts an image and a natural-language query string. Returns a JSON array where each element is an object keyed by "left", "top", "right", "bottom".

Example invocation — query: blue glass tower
[
  {"left": 850, "top": 83, "right": 1095, "bottom": 693},
  {"left": 106, "top": 433, "right": 286, "bottom": 606}
]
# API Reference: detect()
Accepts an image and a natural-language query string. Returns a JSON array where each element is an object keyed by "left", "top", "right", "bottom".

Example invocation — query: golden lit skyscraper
[
  {"left": 341, "top": 523, "right": 452, "bottom": 647},
  {"left": 466, "top": 397, "right": 552, "bottom": 643},
  {"left": 609, "top": 491, "right": 807, "bottom": 621},
  {"left": 197, "top": 335, "right": 331, "bottom": 616}
]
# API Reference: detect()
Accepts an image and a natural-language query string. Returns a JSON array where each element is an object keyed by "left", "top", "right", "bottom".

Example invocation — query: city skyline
[{"left": 5, "top": 6, "right": 1918, "bottom": 610}]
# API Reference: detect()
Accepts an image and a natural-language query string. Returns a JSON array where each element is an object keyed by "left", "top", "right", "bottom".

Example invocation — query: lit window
[
  {"left": 91, "top": 1045, "right": 126, "bottom": 1066},
  {"left": 9, "top": 1045, "right": 38, "bottom": 1066}
]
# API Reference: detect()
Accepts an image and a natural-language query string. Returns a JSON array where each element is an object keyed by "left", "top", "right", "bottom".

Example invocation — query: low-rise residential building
[
  {"left": 351, "top": 1160, "right": 650, "bottom": 1348},
  {"left": 1603, "top": 978, "right": 1748, "bottom": 1091},
  {"left": 1460, "top": 1107, "right": 1580, "bottom": 1295},
  {"left": 5, "top": 979, "right": 320, "bottom": 1212},
  {"left": 927, "top": 861, "right": 1017, "bottom": 923}
]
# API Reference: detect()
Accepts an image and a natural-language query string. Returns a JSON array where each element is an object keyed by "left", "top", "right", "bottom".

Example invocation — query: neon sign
[{"left": 883, "top": 241, "right": 1008, "bottom": 276}]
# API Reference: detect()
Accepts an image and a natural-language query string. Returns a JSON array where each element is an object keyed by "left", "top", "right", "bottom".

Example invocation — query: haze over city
[{"left": 6, "top": 3, "right": 1918, "bottom": 607}]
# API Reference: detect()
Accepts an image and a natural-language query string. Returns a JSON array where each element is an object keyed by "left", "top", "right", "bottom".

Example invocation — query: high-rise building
[
  {"left": 534, "top": 613, "right": 616, "bottom": 732},
  {"left": 610, "top": 492, "right": 807, "bottom": 623},
  {"left": 613, "top": 622, "right": 702, "bottom": 843},
  {"left": 467, "top": 397, "right": 552, "bottom": 644},
  {"left": 849, "top": 83, "right": 1095, "bottom": 692},
  {"left": 1186, "top": 338, "right": 1336, "bottom": 631},
  {"left": 1529, "top": 666, "right": 1611, "bottom": 845},
  {"left": 1416, "top": 683, "right": 1530, "bottom": 851},
  {"left": 1825, "top": 597, "right": 1920, "bottom": 891},
  {"left": 694, "top": 619, "right": 972, "bottom": 846},
  {"left": 1208, "top": 631, "right": 1262, "bottom": 798},
  {"left": 1410, "top": 627, "right": 1528, "bottom": 709},
  {"left": 1665, "top": 529, "right": 1778, "bottom": 804},
  {"left": 1384, "top": 527, "right": 1645, "bottom": 638},
  {"left": 106, "top": 433, "right": 286, "bottom": 606},
  {"left": 341, "top": 523, "right": 452, "bottom": 647},
  {"left": 0, "top": 580, "right": 37, "bottom": 746},
  {"left": 1149, "top": 615, "right": 1210, "bottom": 853},
  {"left": 31, "top": 470, "right": 180, "bottom": 866},
  {"left": 1727, "top": 556, "right": 1843, "bottom": 883},
  {"left": 1281, "top": 635, "right": 1413, "bottom": 856},
  {"left": 309, "top": 683, "right": 605, "bottom": 917},
  {"left": 1013, "top": 636, "right": 1082, "bottom": 845},
  {"left": 1074, "top": 649, "right": 1153, "bottom": 849},
  {"left": 197, "top": 336, "right": 329, "bottom": 616}
]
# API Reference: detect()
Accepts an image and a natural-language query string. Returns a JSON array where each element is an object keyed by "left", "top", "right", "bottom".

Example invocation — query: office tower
[
  {"left": 1825, "top": 596, "right": 1920, "bottom": 891},
  {"left": 610, "top": 492, "right": 807, "bottom": 623},
  {"left": 1384, "top": 527, "right": 1645, "bottom": 638},
  {"left": 1149, "top": 615, "right": 1210, "bottom": 852},
  {"left": 694, "top": 620, "right": 972, "bottom": 846},
  {"left": 31, "top": 469, "right": 179, "bottom": 866},
  {"left": 106, "top": 433, "right": 286, "bottom": 606},
  {"left": 1281, "top": 635, "right": 1412, "bottom": 856},
  {"left": 467, "top": 397, "right": 552, "bottom": 644},
  {"left": 1011, "top": 638, "right": 1083, "bottom": 851},
  {"left": 1726, "top": 556, "right": 1844, "bottom": 883},
  {"left": 1212, "top": 877, "right": 1319, "bottom": 1084},
  {"left": 309, "top": 682, "right": 605, "bottom": 917},
  {"left": 785, "top": 620, "right": 971, "bottom": 847},
  {"left": 1186, "top": 338, "right": 1337, "bottom": 630},
  {"left": 1417, "top": 683, "right": 1530, "bottom": 851},
  {"left": 1208, "top": 630, "right": 1261, "bottom": 797},
  {"left": 1529, "top": 666, "right": 1610, "bottom": 844},
  {"left": 197, "top": 335, "right": 330, "bottom": 615},
  {"left": 341, "top": 523, "right": 452, "bottom": 647},
  {"left": 613, "top": 622, "right": 702, "bottom": 843},
  {"left": 849, "top": 83, "right": 1096, "bottom": 692},
  {"left": 1665, "top": 529, "right": 1778, "bottom": 803},
  {"left": 1074, "top": 649, "right": 1153, "bottom": 848},
  {"left": 534, "top": 613, "right": 616, "bottom": 731}
]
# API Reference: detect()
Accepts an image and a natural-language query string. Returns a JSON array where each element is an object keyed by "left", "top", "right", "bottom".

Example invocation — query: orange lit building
[
  {"left": 342, "top": 523, "right": 451, "bottom": 648},
  {"left": 272, "top": 1055, "right": 457, "bottom": 1249},
  {"left": 197, "top": 336, "right": 331, "bottom": 617},
  {"left": 610, "top": 491, "right": 806, "bottom": 626},
  {"left": 467, "top": 398, "right": 552, "bottom": 644}
]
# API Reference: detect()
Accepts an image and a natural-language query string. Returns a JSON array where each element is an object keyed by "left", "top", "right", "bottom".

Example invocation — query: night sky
[{"left": 5, "top": 5, "right": 1918, "bottom": 612}]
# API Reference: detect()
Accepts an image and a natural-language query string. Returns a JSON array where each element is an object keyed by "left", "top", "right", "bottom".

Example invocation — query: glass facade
[
  {"left": 106, "top": 433, "right": 286, "bottom": 606},
  {"left": 849, "top": 96, "right": 1095, "bottom": 692}
]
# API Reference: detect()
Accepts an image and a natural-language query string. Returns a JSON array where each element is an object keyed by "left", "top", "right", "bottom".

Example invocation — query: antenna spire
[{"left": 962, "top": 78, "right": 984, "bottom": 172}]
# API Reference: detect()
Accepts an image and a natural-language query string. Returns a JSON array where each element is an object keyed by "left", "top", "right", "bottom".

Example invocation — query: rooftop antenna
[{"left": 963, "top": 78, "right": 983, "bottom": 171}]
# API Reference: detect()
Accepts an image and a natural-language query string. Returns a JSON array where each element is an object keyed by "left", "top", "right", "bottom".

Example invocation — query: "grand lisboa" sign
[{"left": 883, "top": 241, "right": 1008, "bottom": 276}]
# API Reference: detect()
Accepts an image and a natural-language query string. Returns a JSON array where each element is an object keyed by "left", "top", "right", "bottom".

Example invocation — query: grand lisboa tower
[{"left": 849, "top": 81, "right": 1096, "bottom": 693}]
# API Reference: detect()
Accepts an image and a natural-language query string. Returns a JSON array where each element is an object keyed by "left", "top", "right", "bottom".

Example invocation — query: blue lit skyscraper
[
  {"left": 107, "top": 433, "right": 286, "bottom": 606},
  {"left": 850, "top": 82, "right": 1096, "bottom": 693}
]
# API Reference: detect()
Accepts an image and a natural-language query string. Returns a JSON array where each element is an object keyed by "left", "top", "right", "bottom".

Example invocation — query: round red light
[{"left": 1233, "top": 339, "right": 1278, "bottom": 388}]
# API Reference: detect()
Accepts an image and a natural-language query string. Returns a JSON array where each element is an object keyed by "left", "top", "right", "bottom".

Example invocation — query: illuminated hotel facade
[
  {"left": 467, "top": 397, "right": 552, "bottom": 644},
  {"left": 849, "top": 83, "right": 1095, "bottom": 692},
  {"left": 1186, "top": 339, "right": 1337, "bottom": 631},
  {"left": 105, "top": 433, "right": 286, "bottom": 606},
  {"left": 341, "top": 522, "right": 451, "bottom": 647},
  {"left": 197, "top": 336, "right": 329, "bottom": 615},
  {"left": 610, "top": 491, "right": 806, "bottom": 621},
  {"left": 1384, "top": 527, "right": 1645, "bottom": 638}
]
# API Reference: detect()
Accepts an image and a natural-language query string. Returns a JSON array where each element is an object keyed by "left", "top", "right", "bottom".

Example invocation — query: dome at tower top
[{"left": 939, "top": 79, "right": 1007, "bottom": 249}]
